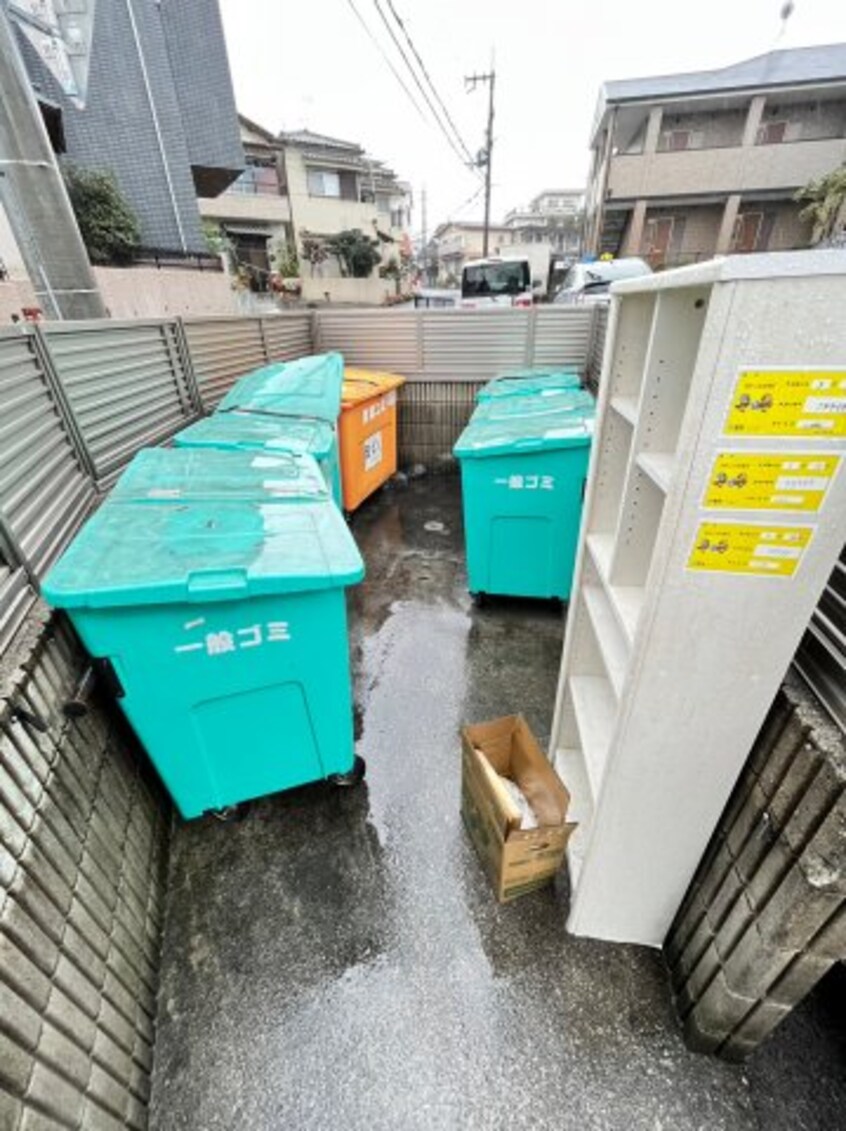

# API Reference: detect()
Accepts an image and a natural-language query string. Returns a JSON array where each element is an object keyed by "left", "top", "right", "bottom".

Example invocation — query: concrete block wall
[
  {"left": 0, "top": 607, "right": 171, "bottom": 1128},
  {"left": 665, "top": 672, "right": 845, "bottom": 1059}
]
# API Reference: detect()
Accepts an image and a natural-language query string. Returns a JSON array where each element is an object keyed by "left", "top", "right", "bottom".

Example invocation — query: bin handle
[
  {"left": 514, "top": 437, "right": 544, "bottom": 450},
  {"left": 187, "top": 568, "right": 249, "bottom": 599}
]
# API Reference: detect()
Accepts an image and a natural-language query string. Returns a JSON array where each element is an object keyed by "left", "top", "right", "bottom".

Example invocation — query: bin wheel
[
  {"left": 471, "top": 591, "right": 487, "bottom": 607},
  {"left": 210, "top": 803, "right": 249, "bottom": 823},
  {"left": 329, "top": 755, "right": 366, "bottom": 788}
]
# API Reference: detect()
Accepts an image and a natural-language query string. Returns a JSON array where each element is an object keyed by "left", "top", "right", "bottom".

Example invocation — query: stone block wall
[
  {"left": 0, "top": 609, "right": 171, "bottom": 1128},
  {"left": 665, "top": 673, "right": 845, "bottom": 1058}
]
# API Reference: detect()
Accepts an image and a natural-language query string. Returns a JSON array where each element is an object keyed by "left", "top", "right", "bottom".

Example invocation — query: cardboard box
[{"left": 460, "top": 715, "right": 576, "bottom": 903}]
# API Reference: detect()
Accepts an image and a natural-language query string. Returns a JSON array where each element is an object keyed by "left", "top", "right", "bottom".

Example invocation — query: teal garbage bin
[
  {"left": 471, "top": 387, "right": 595, "bottom": 423},
  {"left": 453, "top": 397, "right": 595, "bottom": 601},
  {"left": 477, "top": 366, "right": 583, "bottom": 402},
  {"left": 218, "top": 351, "right": 344, "bottom": 423},
  {"left": 110, "top": 445, "right": 329, "bottom": 502},
  {"left": 171, "top": 411, "right": 343, "bottom": 504},
  {"left": 42, "top": 448, "right": 365, "bottom": 819}
]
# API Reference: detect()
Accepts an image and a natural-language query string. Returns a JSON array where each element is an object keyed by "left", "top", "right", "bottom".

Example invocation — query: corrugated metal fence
[{"left": 0, "top": 305, "right": 599, "bottom": 651}]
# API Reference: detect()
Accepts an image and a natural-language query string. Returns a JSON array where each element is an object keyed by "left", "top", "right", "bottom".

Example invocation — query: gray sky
[{"left": 219, "top": 0, "right": 846, "bottom": 235}]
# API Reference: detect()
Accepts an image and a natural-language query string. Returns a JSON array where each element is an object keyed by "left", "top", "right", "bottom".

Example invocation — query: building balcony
[
  {"left": 607, "top": 136, "right": 846, "bottom": 201},
  {"left": 198, "top": 194, "right": 292, "bottom": 225}
]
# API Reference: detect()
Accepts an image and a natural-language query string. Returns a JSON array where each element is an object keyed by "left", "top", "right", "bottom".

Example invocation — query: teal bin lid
[
  {"left": 110, "top": 447, "right": 329, "bottom": 502},
  {"left": 42, "top": 494, "right": 364, "bottom": 609},
  {"left": 454, "top": 404, "right": 594, "bottom": 459},
  {"left": 217, "top": 352, "right": 344, "bottom": 422},
  {"left": 472, "top": 388, "right": 595, "bottom": 424},
  {"left": 478, "top": 367, "right": 582, "bottom": 401},
  {"left": 173, "top": 412, "right": 335, "bottom": 459}
]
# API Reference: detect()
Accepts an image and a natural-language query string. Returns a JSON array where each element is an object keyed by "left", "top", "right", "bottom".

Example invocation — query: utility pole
[
  {"left": 420, "top": 185, "right": 428, "bottom": 283},
  {"left": 0, "top": 5, "right": 106, "bottom": 319},
  {"left": 465, "top": 67, "right": 496, "bottom": 257}
]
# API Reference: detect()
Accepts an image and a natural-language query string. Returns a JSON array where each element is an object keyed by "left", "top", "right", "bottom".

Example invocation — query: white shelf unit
[{"left": 550, "top": 251, "right": 846, "bottom": 946}]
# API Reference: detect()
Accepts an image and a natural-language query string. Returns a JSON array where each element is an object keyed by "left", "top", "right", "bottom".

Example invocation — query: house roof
[
  {"left": 238, "top": 113, "right": 280, "bottom": 147},
  {"left": 592, "top": 42, "right": 846, "bottom": 142},
  {"left": 280, "top": 129, "right": 364, "bottom": 153}
]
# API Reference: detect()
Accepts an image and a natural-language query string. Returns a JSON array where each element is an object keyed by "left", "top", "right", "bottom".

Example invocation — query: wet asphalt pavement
[{"left": 150, "top": 475, "right": 845, "bottom": 1131}]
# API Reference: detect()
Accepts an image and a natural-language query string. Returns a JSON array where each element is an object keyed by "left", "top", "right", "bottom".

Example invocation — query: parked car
[{"left": 553, "top": 257, "right": 652, "bottom": 304}]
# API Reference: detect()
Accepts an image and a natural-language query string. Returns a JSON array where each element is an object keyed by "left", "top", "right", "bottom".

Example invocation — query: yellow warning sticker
[
  {"left": 724, "top": 370, "right": 846, "bottom": 438},
  {"left": 687, "top": 522, "right": 813, "bottom": 577},
  {"left": 704, "top": 452, "right": 841, "bottom": 513}
]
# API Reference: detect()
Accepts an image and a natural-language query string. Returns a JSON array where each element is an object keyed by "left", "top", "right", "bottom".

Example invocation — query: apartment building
[
  {"left": 504, "top": 188, "right": 584, "bottom": 254},
  {"left": 585, "top": 43, "right": 846, "bottom": 266},
  {"left": 430, "top": 221, "right": 515, "bottom": 283},
  {"left": 10, "top": 0, "right": 243, "bottom": 255}
]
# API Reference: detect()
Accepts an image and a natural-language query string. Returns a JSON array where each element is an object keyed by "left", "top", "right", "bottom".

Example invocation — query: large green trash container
[
  {"left": 42, "top": 448, "right": 365, "bottom": 819},
  {"left": 471, "top": 387, "right": 595, "bottom": 423},
  {"left": 477, "top": 366, "right": 583, "bottom": 402},
  {"left": 453, "top": 395, "right": 594, "bottom": 601},
  {"left": 218, "top": 351, "right": 344, "bottom": 422},
  {"left": 171, "top": 412, "right": 343, "bottom": 504}
]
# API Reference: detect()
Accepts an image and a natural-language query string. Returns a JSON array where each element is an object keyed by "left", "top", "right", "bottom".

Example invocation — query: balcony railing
[{"left": 226, "top": 168, "right": 285, "bottom": 197}]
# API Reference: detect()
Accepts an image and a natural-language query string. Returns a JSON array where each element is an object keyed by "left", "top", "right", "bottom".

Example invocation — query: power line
[
  {"left": 344, "top": 0, "right": 429, "bottom": 125},
  {"left": 383, "top": 0, "right": 476, "bottom": 167},
  {"left": 371, "top": 0, "right": 478, "bottom": 176}
]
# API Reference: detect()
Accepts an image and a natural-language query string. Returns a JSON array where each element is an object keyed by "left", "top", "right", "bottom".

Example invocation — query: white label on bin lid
[{"left": 147, "top": 488, "right": 182, "bottom": 499}]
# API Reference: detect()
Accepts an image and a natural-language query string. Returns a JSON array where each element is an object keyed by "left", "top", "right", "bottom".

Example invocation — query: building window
[
  {"left": 756, "top": 121, "right": 787, "bottom": 145},
  {"left": 731, "top": 211, "right": 772, "bottom": 253},
  {"left": 390, "top": 207, "right": 405, "bottom": 229},
  {"left": 307, "top": 170, "right": 341, "bottom": 197},
  {"left": 660, "top": 130, "right": 691, "bottom": 152}
]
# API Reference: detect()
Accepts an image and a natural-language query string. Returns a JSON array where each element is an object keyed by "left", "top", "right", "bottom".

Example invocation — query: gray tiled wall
[
  {"left": 0, "top": 607, "right": 171, "bottom": 1128},
  {"left": 665, "top": 673, "right": 845, "bottom": 1058}
]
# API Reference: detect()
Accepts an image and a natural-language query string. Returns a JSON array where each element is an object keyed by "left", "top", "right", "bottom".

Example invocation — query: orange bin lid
[{"left": 342, "top": 367, "right": 406, "bottom": 407}]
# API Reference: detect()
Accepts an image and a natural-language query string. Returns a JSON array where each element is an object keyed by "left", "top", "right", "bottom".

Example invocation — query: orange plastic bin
[{"left": 339, "top": 368, "right": 406, "bottom": 512}]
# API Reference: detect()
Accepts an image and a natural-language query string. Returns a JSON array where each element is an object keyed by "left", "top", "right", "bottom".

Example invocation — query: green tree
[
  {"left": 796, "top": 164, "right": 846, "bottom": 245},
  {"left": 63, "top": 166, "right": 141, "bottom": 264},
  {"left": 271, "top": 238, "right": 300, "bottom": 277},
  {"left": 325, "top": 228, "right": 382, "bottom": 278}
]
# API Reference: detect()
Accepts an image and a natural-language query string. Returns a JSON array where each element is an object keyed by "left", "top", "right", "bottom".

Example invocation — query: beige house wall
[
  {"left": 608, "top": 136, "right": 846, "bottom": 199},
  {"left": 198, "top": 193, "right": 292, "bottom": 226},
  {"left": 1, "top": 266, "right": 239, "bottom": 322}
]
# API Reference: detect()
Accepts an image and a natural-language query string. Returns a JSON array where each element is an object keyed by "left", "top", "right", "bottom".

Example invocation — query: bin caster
[
  {"left": 210, "top": 802, "right": 249, "bottom": 823},
  {"left": 329, "top": 755, "right": 366, "bottom": 788},
  {"left": 471, "top": 591, "right": 487, "bottom": 607}
]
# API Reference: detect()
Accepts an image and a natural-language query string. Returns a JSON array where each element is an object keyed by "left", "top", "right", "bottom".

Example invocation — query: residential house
[
  {"left": 585, "top": 43, "right": 846, "bottom": 266},
  {"left": 504, "top": 189, "right": 584, "bottom": 255},
  {"left": 198, "top": 115, "right": 293, "bottom": 292},
  {"left": 10, "top": 0, "right": 243, "bottom": 255},
  {"left": 281, "top": 130, "right": 412, "bottom": 303},
  {"left": 430, "top": 221, "right": 512, "bottom": 284}
]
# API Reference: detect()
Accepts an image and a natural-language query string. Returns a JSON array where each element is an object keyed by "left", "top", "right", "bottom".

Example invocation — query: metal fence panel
[
  {"left": 533, "top": 307, "right": 595, "bottom": 368},
  {"left": 182, "top": 316, "right": 268, "bottom": 408},
  {"left": 261, "top": 312, "right": 313, "bottom": 362},
  {"left": 0, "top": 562, "right": 36, "bottom": 654},
  {"left": 43, "top": 320, "right": 196, "bottom": 482},
  {"left": 422, "top": 310, "right": 529, "bottom": 380},
  {"left": 315, "top": 309, "right": 420, "bottom": 374},
  {"left": 0, "top": 331, "right": 93, "bottom": 575},
  {"left": 584, "top": 305, "right": 609, "bottom": 394}
]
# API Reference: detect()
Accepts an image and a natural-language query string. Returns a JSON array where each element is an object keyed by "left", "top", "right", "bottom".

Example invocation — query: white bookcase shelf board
[{"left": 549, "top": 250, "right": 846, "bottom": 947}]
